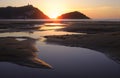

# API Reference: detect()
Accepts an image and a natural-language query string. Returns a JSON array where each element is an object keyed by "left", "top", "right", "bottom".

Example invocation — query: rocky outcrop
[
  {"left": 57, "top": 11, "right": 90, "bottom": 19},
  {"left": 0, "top": 5, "right": 49, "bottom": 19}
]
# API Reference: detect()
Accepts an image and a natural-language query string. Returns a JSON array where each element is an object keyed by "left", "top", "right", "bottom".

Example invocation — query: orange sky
[{"left": 0, "top": 0, "right": 120, "bottom": 19}]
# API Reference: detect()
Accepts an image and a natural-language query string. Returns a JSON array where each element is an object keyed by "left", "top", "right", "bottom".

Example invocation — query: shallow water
[{"left": 0, "top": 22, "right": 120, "bottom": 78}]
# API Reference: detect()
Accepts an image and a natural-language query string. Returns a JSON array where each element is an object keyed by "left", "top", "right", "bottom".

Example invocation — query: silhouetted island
[
  {"left": 0, "top": 5, "right": 49, "bottom": 19},
  {"left": 57, "top": 11, "right": 90, "bottom": 19}
]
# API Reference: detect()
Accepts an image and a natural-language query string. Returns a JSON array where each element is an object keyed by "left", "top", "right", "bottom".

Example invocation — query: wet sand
[
  {"left": 59, "top": 21, "right": 120, "bottom": 34},
  {"left": 45, "top": 32, "right": 120, "bottom": 62},
  {"left": 45, "top": 21, "right": 120, "bottom": 62},
  {"left": 45, "top": 32, "right": 120, "bottom": 50},
  {"left": 0, "top": 37, "right": 52, "bottom": 69},
  {"left": 0, "top": 20, "right": 120, "bottom": 63}
]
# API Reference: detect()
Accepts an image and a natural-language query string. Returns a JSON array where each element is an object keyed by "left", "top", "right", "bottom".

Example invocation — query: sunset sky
[{"left": 0, "top": 0, "right": 120, "bottom": 19}]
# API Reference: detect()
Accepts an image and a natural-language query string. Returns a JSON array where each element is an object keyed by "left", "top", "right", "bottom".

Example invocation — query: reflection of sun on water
[
  {"left": 44, "top": 23, "right": 66, "bottom": 26},
  {"left": 41, "top": 26, "right": 63, "bottom": 30},
  {"left": 40, "top": 23, "right": 66, "bottom": 30}
]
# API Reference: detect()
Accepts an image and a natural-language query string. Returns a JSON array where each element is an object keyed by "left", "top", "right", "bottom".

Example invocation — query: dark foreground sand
[
  {"left": 0, "top": 37, "right": 52, "bottom": 69},
  {"left": 45, "top": 32, "right": 120, "bottom": 52}
]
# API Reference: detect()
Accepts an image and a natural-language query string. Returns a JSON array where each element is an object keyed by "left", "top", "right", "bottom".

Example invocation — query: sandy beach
[
  {"left": 45, "top": 21, "right": 120, "bottom": 62},
  {"left": 0, "top": 20, "right": 120, "bottom": 78},
  {"left": 45, "top": 32, "right": 120, "bottom": 62},
  {"left": 0, "top": 20, "right": 120, "bottom": 66}
]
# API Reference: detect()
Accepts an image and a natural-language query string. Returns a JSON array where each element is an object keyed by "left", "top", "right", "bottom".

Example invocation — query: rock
[
  {"left": 0, "top": 5, "right": 49, "bottom": 19},
  {"left": 57, "top": 11, "right": 90, "bottom": 19}
]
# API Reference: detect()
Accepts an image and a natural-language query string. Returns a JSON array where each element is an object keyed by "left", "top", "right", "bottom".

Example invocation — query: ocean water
[{"left": 0, "top": 20, "right": 120, "bottom": 78}]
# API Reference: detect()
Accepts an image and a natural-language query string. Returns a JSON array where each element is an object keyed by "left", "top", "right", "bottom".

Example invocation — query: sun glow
[
  {"left": 37, "top": 1, "right": 67, "bottom": 19},
  {"left": 40, "top": 23, "right": 66, "bottom": 30},
  {"left": 49, "top": 13, "right": 59, "bottom": 19},
  {"left": 0, "top": 0, "right": 119, "bottom": 19}
]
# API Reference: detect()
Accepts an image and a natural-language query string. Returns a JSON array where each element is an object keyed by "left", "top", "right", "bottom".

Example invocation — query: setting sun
[{"left": 49, "top": 13, "right": 59, "bottom": 19}]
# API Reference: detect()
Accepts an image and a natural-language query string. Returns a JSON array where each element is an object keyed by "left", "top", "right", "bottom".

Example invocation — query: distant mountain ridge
[
  {"left": 57, "top": 11, "right": 90, "bottom": 19},
  {"left": 0, "top": 5, "right": 49, "bottom": 19}
]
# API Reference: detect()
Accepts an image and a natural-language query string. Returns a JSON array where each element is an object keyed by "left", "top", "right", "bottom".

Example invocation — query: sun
[
  {"left": 49, "top": 14, "right": 58, "bottom": 19},
  {"left": 50, "top": 15, "right": 57, "bottom": 19},
  {"left": 49, "top": 13, "right": 59, "bottom": 19}
]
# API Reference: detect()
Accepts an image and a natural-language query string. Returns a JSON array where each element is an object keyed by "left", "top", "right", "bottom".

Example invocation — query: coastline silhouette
[{"left": 0, "top": 5, "right": 89, "bottom": 19}]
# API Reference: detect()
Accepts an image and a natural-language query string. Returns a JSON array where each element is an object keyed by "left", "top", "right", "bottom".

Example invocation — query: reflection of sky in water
[
  {"left": 0, "top": 30, "right": 79, "bottom": 38},
  {"left": 37, "top": 42, "right": 120, "bottom": 78},
  {"left": 0, "top": 23, "right": 120, "bottom": 78},
  {"left": 0, "top": 22, "right": 82, "bottom": 38},
  {"left": 44, "top": 23, "right": 67, "bottom": 26},
  {"left": 0, "top": 41, "right": 120, "bottom": 78}
]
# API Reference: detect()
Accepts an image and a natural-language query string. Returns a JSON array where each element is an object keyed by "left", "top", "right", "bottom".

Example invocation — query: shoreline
[
  {"left": 45, "top": 32, "right": 120, "bottom": 51},
  {"left": 59, "top": 21, "right": 120, "bottom": 34},
  {"left": 0, "top": 19, "right": 119, "bottom": 24}
]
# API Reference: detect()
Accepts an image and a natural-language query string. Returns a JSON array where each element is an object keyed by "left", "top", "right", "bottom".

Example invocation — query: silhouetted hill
[
  {"left": 0, "top": 5, "right": 49, "bottom": 19},
  {"left": 57, "top": 11, "right": 90, "bottom": 19}
]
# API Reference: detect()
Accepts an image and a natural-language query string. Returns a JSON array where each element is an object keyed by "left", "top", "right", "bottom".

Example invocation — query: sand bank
[{"left": 45, "top": 32, "right": 120, "bottom": 62}]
